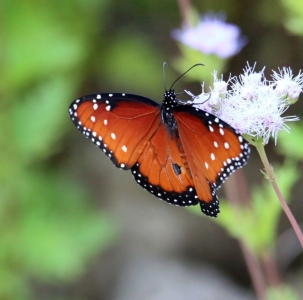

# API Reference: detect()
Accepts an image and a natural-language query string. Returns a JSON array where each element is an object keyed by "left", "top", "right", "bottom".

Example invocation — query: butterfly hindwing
[{"left": 131, "top": 124, "right": 199, "bottom": 207}]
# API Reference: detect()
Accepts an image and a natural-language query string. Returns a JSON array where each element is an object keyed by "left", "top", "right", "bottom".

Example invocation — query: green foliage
[
  {"left": 14, "top": 171, "right": 115, "bottom": 281},
  {"left": 1, "top": 171, "right": 116, "bottom": 295},
  {"left": 281, "top": 0, "right": 303, "bottom": 35},
  {"left": 4, "top": 0, "right": 108, "bottom": 90},
  {"left": 12, "top": 76, "right": 78, "bottom": 162},
  {"left": 2, "top": 0, "right": 117, "bottom": 299},
  {"left": 216, "top": 160, "right": 299, "bottom": 255},
  {"left": 277, "top": 123, "right": 303, "bottom": 161},
  {"left": 267, "top": 285, "right": 299, "bottom": 300},
  {"left": 99, "top": 31, "right": 164, "bottom": 96}
]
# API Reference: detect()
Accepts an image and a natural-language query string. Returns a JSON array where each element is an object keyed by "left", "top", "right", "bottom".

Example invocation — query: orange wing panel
[
  {"left": 174, "top": 109, "right": 249, "bottom": 203},
  {"left": 132, "top": 124, "right": 199, "bottom": 207},
  {"left": 70, "top": 95, "right": 161, "bottom": 169}
]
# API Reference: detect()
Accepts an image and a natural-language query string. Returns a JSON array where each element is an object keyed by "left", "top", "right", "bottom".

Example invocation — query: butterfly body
[{"left": 69, "top": 89, "right": 249, "bottom": 217}]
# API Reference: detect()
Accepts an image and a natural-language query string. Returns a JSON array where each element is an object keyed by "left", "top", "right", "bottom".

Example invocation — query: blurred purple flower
[{"left": 172, "top": 13, "right": 246, "bottom": 58}]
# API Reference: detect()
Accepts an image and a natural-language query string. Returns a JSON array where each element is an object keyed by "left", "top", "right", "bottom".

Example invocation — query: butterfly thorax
[
  {"left": 161, "top": 89, "right": 192, "bottom": 178},
  {"left": 161, "top": 89, "right": 179, "bottom": 136}
]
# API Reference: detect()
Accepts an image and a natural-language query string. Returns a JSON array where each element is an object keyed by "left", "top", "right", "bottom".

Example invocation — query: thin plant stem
[
  {"left": 224, "top": 172, "right": 268, "bottom": 300},
  {"left": 176, "top": 0, "right": 192, "bottom": 26},
  {"left": 255, "top": 142, "right": 303, "bottom": 248},
  {"left": 239, "top": 241, "right": 267, "bottom": 300},
  {"left": 260, "top": 249, "right": 281, "bottom": 287}
]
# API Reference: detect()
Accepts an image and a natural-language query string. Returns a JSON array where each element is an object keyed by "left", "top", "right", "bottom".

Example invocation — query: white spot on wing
[
  {"left": 111, "top": 133, "right": 116, "bottom": 139},
  {"left": 104, "top": 119, "right": 108, "bottom": 125},
  {"left": 211, "top": 153, "right": 215, "bottom": 160},
  {"left": 91, "top": 116, "right": 95, "bottom": 122},
  {"left": 122, "top": 145, "right": 127, "bottom": 152}
]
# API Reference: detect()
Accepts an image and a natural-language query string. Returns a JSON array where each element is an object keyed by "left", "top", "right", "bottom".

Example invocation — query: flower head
[
  {"left": 272, "top": 67, "right": 303, "bottom": 104},
  {"left": 191, "top": 64, "right": 302, "bottom": 144},
  {"left": 172, "top": 13, "right": 246, "bottom": 58},
  {"left": 189, "top": 71, "right": 227, "bottom": 114}
]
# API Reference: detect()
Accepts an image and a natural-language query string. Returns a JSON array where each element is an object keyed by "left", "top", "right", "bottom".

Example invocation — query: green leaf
[
  {"left": 267, "top": 285, "right": 299, "bottom": 300},
  {"left": 0, "top": 170, "right": 117, "bottom": 283},
  {"left": 281, "top": 0, "right": 303, "bottom": 35},
  {"left": 277, "top": 123, "right": 303, "bottom": 161},
  {"left": 99, "top": 31, "right": 164, "bottom": 97},
  {"left": 214, "top": 160, "right": 299, "bottom": 254},
  {"left": 12, "top": 76, "right": 79, "bottom": 163},
  {"left": 4, "top": 1, "right": 102, "bottom": 90}
]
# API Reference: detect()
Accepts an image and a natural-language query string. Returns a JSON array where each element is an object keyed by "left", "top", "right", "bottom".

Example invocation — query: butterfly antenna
[
  {"left": 163, "top": 62, "right": 168, "bottom": 91},
  {"left": 170, "top": 63, "right": 204, "bottom": 90}
]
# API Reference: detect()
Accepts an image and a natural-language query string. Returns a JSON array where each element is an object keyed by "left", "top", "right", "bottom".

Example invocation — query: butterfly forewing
[
  {"left": 174, "top": 107, "right": 249, "bottom": 214},
  {"left": 69, "top": 93, "right": 161, "bottom": 169}
]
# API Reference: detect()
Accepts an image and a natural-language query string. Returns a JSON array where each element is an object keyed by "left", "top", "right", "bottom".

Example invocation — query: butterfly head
[
  {"left": 163, "top": 88, "right": 178, "bottom": 107},
  {"left": 161, "top": 89, "right": 180, "bottom": 135},
  {"left": 163, "top": 63, "right": 204, "bottom": 108},
  {"left": 164, "top": 88, "right": 175, "bottom": 98}
]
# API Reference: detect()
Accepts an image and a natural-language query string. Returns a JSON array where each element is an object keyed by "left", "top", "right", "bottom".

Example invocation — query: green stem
[{"left": 254, "top": 140, "right": 303, "bottom": 248}]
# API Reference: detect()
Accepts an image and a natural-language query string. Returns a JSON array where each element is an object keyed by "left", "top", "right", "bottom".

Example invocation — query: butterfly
[{"left": 68, "top": 68, "right": 250, "bottom": 217}]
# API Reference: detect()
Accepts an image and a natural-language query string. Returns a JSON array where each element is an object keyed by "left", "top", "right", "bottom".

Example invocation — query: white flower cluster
[{"left": 191, "top": 64, "right": 302, "bottom": 144}]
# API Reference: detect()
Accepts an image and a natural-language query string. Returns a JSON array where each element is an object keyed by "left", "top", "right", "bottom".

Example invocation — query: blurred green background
[{"left": 2, "top": 0, "right": 303, "bottom": 299}]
